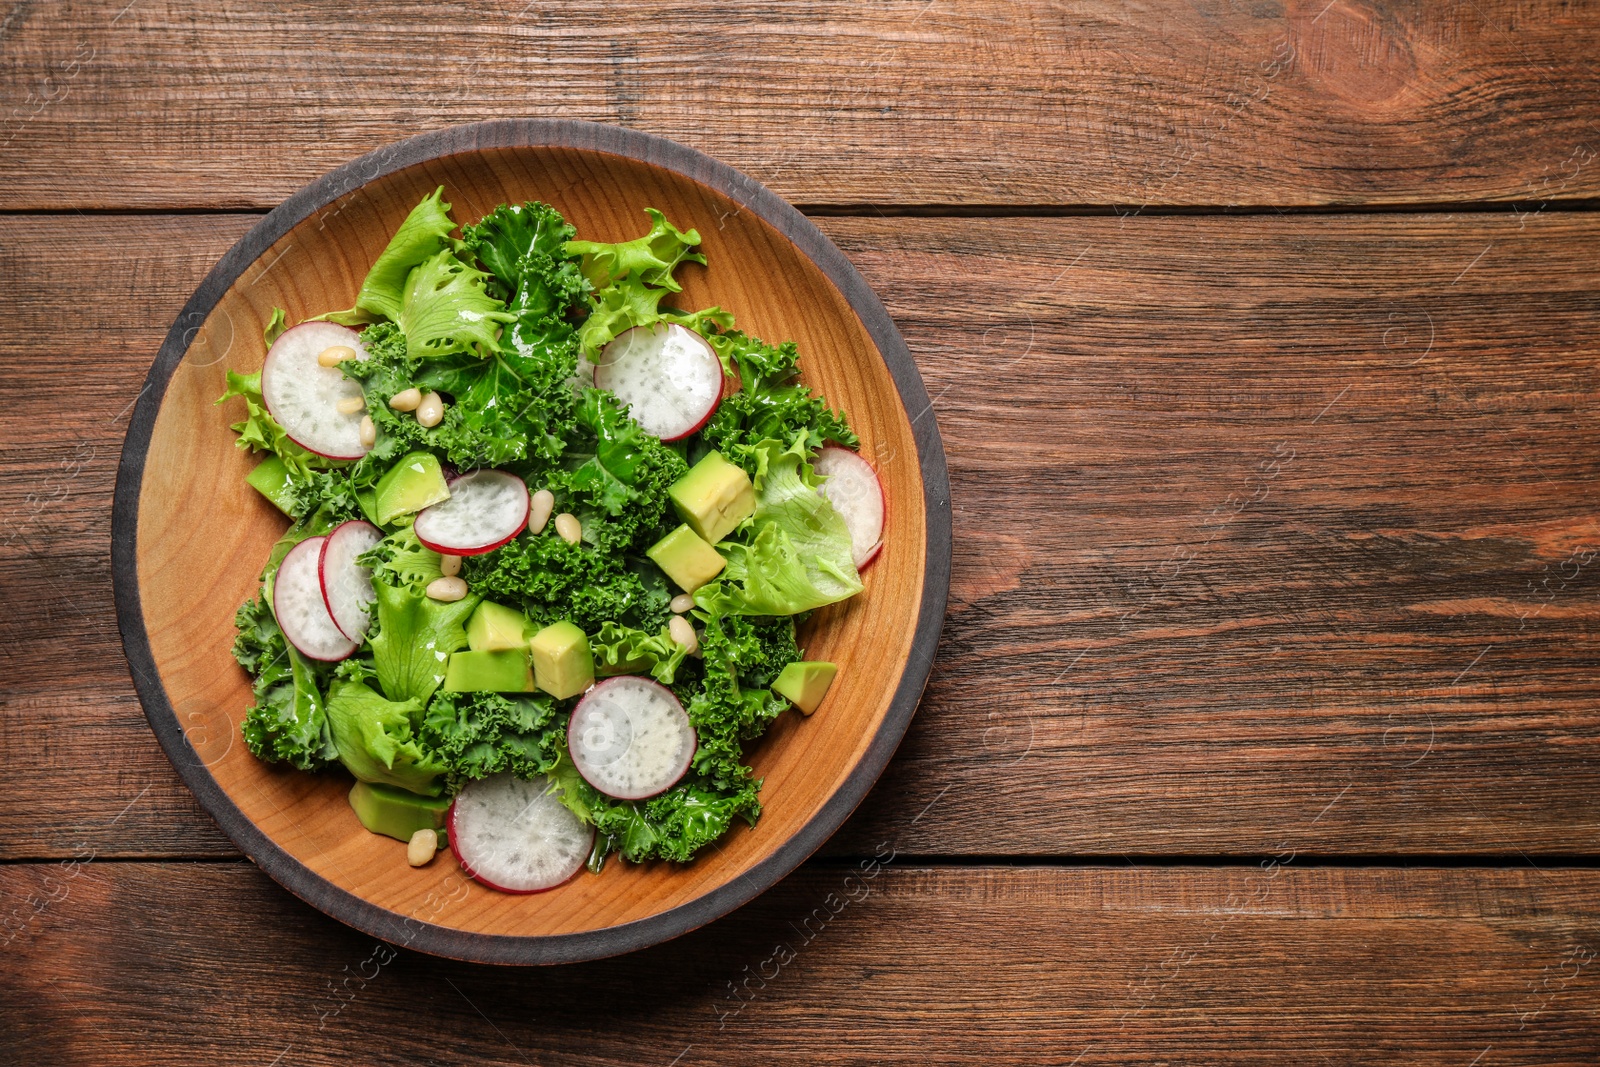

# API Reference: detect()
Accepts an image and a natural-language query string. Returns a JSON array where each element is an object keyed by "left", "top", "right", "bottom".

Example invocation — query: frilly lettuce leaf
[
  {"left": 398, "top": 248, "right": 516, "bottom": 357},
  {"left": 694, "top": 438, "right": 862, "bottom": 616},
  {"left": 591, "top": 621, "right": 689, "bottom": 684},
  {"left": 368, "top": 581, "right": 478, "bottom": 705},
  {"left": 320, "top": 187, "right": 458, "bottom": 325},
  {"left": 565, "top": 207, "right": 704, "bottom": 291},
  {"left": 565, "top": 208, "right": 734, "bottom": 356},
  {"left": 215, "top": 370, "right": 327, "bottom": 478},
  {"left": 325, "top": 679, "right": 444, "bottom": 796}
]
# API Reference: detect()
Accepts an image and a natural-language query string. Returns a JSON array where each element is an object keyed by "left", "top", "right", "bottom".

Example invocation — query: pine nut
[
  {"left": 317, "top": 345, "right": 357, "bottom": 367},
  {"left": 407, "top": 828, "right": 438, "bottom": 867},
  {"left": 359, "top": 415, "right": 376, "bottom": 447},
  {"left": 670, "top": 593, "right": 695, "bottom": 614},
  {"left": 668, "top": 615, "right": 699, "bottom": 654},
  {"left": 389, "top": 387, "right": 422, "bottom": 412},
  {"left": 426, "top": 576, "right": 468, "bottom": 602},
  {"left": 415, "top": 391, "right": 444, "bottom": 428},
  {"left": 554, "top": 512, "right": 581, "bottom": 544},
  {"left": 439, "top": 554, "right": 461, "bottom": 577},
  {"left": 336, "top": 396, "right": 366, "bottom": 415},
  {"left": 528, "top": 489, "right": 555, "bottom": 535}
]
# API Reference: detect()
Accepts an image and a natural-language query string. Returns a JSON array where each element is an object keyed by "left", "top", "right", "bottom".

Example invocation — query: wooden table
[{"left": 5, "top": 2, "right": 1600, "bottom": 1063}]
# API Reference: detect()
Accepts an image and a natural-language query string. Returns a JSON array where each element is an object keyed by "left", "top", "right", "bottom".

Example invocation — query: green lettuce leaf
[
  {"left": 368, "top": 581, "right": 478, "bottom": 705},
  {"left": 565, "top": 208, "right": 704, "bottom": 292},
  {"left": 591, "top": 621, "right": 689, "bottom": 684},
  {"left": 263, "top": 307, "right": 289, "bottom": 346},
  {"left": 694, "top": 438, "right": 862, "bottom": 616},
  {"left": 460, "top": 200, "right": 581, "bottom": 302},
  {"left": 565, "top": 208, "right": 734, "bottom": 356},
  {"left": 325, "top": 679, "right": 444, "bottom": 796},
  {"left": 398, "top": 248, "right": 516, "bottom": 357},
  {"left": 321, "top": 187, "right": 458, "bottom": 325}
]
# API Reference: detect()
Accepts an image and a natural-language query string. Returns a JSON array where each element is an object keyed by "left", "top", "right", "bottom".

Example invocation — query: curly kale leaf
[
  {"left": 683, "top": 613, "right": 795, "bottom": 789},
  {"left": 234, "top": 594, "right": 338, "bottom": 771},
  {"left": 698, "top": 331, "right": 857, "bottom": 469},
  {"left": 460, "top": 200, "right": 585, "bottom": 311},
  {"left": 549, "top": 757, "right": 762, "bottom": 866},
  {"left": 463, "top": 534, "right": 668, "bottom": 633},
  {"left": 556, "top": 388, "right": 688, "bottom": 555},
  {"left": 421, "top": 691, "right": 565, "bottom": 788}
]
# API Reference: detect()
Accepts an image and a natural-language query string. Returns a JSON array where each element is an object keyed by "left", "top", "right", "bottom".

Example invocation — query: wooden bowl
[{"left": 111, "top": 121, "right": 950, "bottom": 964}]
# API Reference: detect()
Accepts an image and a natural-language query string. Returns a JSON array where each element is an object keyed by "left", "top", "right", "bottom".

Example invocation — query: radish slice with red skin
[
  {"left": 318, "top": 520, "right": 382, "bottom": 642},
  {"left": 260, "top": 322, "right": 371, "bottom": 460},
  {"left": 813, "top": 445, "right": 886, "bottom": 570},
  {"left": 273, "top": 536, "right": 359, "bottom": 661},
  {"left": 449, "top": 774, "right": 593, "bottom": 894},
  {"left": 594, "top": 323, "right": 722, "bottom": 441},
  {"left": 568, "top": 676, "right": 697, "bottom": 800},
  {"left": 412, "top": 470, "right": 530, "bottom": 556}
]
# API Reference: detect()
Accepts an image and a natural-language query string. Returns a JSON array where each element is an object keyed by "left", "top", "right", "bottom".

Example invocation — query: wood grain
[
  {"left": 2, "top": 1, "right": 1599, "bottom": 209},
  {"left": 6, "top": 208, "right": 1600, "bottom": 861},
  {"left": 5, "top": 862, "right": 1600, "bottom": 1064}
]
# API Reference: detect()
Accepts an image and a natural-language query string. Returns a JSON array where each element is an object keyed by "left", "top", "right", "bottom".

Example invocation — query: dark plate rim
[{"left": 110, "top": 119, "right": 952, "bottom": 966}]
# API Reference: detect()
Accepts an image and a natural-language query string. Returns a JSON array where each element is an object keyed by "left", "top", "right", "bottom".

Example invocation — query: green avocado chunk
[
  {"left": 245, "top": 456, "right": 297, "bottom": 516},
  {"left": 466, "top": 600, "right": 534, "bottom": 652},
  {"left": 348, "top": 780, "right": 451, "bottom": 843},
  {"left": 443, "top": 648, "right": 535, "bottom": 692},
  {"left": 529, "top": 620, "right": 595, "bottom": 699},
  {"left": 772, "top": 660, "right": 838, "bottom": 715},
  {"left": 669, "top": 450, "right": 755, "bottom": 544},
  {"left": 647, "top": 523, "right": 726, "bottom": 593},
  {"left": 374, "top": 451, "right": 451, "bottom": 525}
]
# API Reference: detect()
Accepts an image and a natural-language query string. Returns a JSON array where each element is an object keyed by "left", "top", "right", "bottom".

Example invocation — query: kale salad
[{"left": 222, "top": 189, "right": 887, "bottom": 892}]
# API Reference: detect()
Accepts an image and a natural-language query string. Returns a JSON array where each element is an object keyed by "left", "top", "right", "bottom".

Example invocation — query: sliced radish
[
  {"left": 318, "top": 520, "right": 382, "bottom": 642},
  {"left": 568, "top": 676, "right": 696, "bottom": 801},
  {"left": 260, "top": 322, "right": 371, "bottom": 460},
  {"left": 412, "top": 470, "right": 530, "bottom": 556},
  {"left": 813, "top": 445, "right": 886, "bottom": 569},
  {"left": 449, "top": 774, "right": 593, "bottom": 894},
  {"left": 594, "top": 323, "right": 721, "bottom": 441},
  {"left": 273, "top": 536, "right": 359, "bottom": 661}
]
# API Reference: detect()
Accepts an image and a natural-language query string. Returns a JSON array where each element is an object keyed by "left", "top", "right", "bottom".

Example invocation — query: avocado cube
[
  {"left": 443, "top": 649, "right": 535, "bottom": 693},
  {"left": 245, "top": 456, "right": 297, "bottom": 516},
  {"left": 772, "top": 661, "right": 838, "bottom": 715},
  {"left": 348, "top": 780, "right": 451, "bottom": 843},
  {"left": 669, "top": 451, "right": 755, "bottom": 544},
  {"left": 374, "top": 451, "right": 451, "bottom": 525},
  {"left": 467, "top": 600, "right": 534, "bottom": 652},
  {"left": 647, "top": 524, "right": 726, "bottom": 593},
  {"left": 529, "top": 621, "right": 595, "bottom": 700}
]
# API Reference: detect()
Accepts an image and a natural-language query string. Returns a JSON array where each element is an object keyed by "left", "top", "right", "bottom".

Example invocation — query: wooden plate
[{"left": 111, "top": 120, "right": 950, "bottom": 965}]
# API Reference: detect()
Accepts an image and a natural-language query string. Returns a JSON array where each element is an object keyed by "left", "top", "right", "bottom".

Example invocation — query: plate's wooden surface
[{"left": 118, "top": 126, "right": 945, "bottom": 959}]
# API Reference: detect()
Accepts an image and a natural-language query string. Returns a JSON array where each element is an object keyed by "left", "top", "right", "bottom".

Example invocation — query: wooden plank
[
  {"left": 6, "top": 212, "right": 1600, "bottom": 859},
  {"left": 3, "top": 1, "right": 1600, "bottom": 209},
  {"left": 4, "top": 862, "right": 1599, "bottom": 1064}
]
